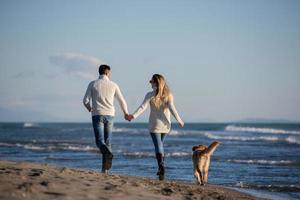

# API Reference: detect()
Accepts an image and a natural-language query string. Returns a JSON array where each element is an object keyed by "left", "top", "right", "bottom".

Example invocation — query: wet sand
[{"left": 0, "top": 160, "right": 264, "bottom": 200}]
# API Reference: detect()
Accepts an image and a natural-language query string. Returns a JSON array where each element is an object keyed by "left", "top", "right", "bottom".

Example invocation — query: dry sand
[{"left": 0, "top": 160, "right": 264, "bottom": 200}]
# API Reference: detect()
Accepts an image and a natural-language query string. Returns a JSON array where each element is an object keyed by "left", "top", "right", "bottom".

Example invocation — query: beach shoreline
[{"left": 0, "top": 160, "right": 264, "bottom": 200}]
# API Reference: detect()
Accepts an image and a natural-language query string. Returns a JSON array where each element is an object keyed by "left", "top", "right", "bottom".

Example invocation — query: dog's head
[{"left": 192, "top": 144, "right": 207, "bottom": 152}]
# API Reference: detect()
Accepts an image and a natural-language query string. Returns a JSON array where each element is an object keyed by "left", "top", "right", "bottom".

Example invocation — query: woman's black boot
[
  {"left": 156, "top": 153, "right": 165, "bottom": 180},
  {"left": 101, "top": 154, "right": 108, "bottom": 174}
]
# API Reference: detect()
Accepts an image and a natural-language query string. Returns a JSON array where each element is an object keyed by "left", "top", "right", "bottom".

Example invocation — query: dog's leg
[
  {"left": 194, "top": 167, "right": 201, "bottom": 184},
  {"left": 198, "top": 159, "right": 205, "bottom": 186},
  {"left": 199, "top": 156, "right": 207, "bottom": 185},
  {"left": 197, "top": 168, "right": 203, "bottom": 185},
  {"left": 203, "top": 157, "right": 211, "bottom": 184},
  {"left": 193, "top": 154, "right": 200, "bottom": 184},
  {"left": 193, "top": 159, "right": 202, "bottom": 184}
]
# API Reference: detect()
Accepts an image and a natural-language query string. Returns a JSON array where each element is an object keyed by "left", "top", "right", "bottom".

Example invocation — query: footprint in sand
[
  {"left": 17, "top": 182, "right": 33, "bottom": 191},
  {"left": 40, "top": 181, "right": 48, "bottom": 187},
  {"left": 29, "top": 169, "right": 43, "bottom": 177},
  {"left": 161, "top": 187, "right": 174, "bottom": 196},
  {"left": 104, "top": 183, "right": 118, "bottom": 191},
  {"left": 44, "top": 192, "right": 66, "bottom": 196}
]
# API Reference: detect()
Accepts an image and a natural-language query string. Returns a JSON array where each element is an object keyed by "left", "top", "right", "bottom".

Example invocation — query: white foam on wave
[
  {"left": 204, "top": 132, "right": 279, "bottom": 141},
  {"left": 0, "top": 142, "right": 98, "bottom": 152},
  {"left": 122, "top": 151, "right": 153, "bottom": 157},
  {"left": 15, "top": 143, "right": 45, "bottom": 150},
  {"left": 113, "top": 128, "right": 130, "bottom": 132},
  {"left": 225, "top": 125, "right": 300, "bottom": 135},
  {"left": 204, "top": 132, "right": 300, "bottom": 144},
  {"left": 228, "top": 159, "right": 294, "bottom": 165},
  {"left": 0, "top": 142, "right": 14, "bottom": 147},
  {"left": 121, "top": 151, "right": 191, "bottom": 157},
  {"left": 169, "top": 130, "right": 201, "bottom": 136},
  {"left": 113, "top": 127, "right": 148, "bottom": 134},
  {"left": 23, "top": 122, "right": 38, "bottom": 128},
  {"left": 0, "top": 142, "right": 46, "bottom": 151},
  {"left": 169, "top": 130, "right": 180, "bottom": 135},
  {"left": 167, "top": 152, "right": 191, "bottom": 157},
  {"left": 62, "top": 145, "right": 97, "bottom": 151},
  {"left": 286, "top": 136, "right": 300, "bottom": 144}
]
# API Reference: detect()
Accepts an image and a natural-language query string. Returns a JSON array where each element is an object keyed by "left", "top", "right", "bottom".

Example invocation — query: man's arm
[
  {"left": 115, "top": 85, "right": 129, "bottom": 115},
  {"left": 83, "top": 82, "right": 93, "bottom": 112}
]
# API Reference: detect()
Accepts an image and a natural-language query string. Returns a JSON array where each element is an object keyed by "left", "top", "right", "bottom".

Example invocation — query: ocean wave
[
  {"left": 0, "top": 142, "right": 46, "bottom": 151},
  {"left": 2, "top": 142, "right": 49, "bottom": 151},
  {"left": 113, "top": 127, "right": 148, "bottom": 134},
  {"left": 169, "top": 130, "right": 203, "bottom": 136},
  {"left": 234, "top": 182, "right": 300, "bottom": 192},
  {"left": 225, "top": 125, "right": 300, "bottom": 135},
  {"left": 286, "top": 136, "right": 300, "bottom": 144},
  {"left": 227, "top": 159, "right": 298, "bottom": 165},
  {"left": 204, "top": 132, "right": 278, "bottom": 141},
  {"left": 0, "top": 142, "right": 98, "bottom": 152},
  {"left": 168, "top": 152, "right": 191, "bottom": 157},
  {"left": 0, "top": 142, "right": 15, "bottom": 147},
  {"left": 46, "top": 156, "right": 77, "bottom": 161},
  {"left": 23, "top": 122, "right": 39, "bottom": 128},
  {"left": 121, "top": 151, "right": 153, "bottom": 157},
  {"left": 204, "top": 132, "right": 300, "bottom": 144},
  {"left": 169, "top": 130, "right": 180, "bottom": 135},
  {"left": 45, "top": 156, "right": 95, "bottom": 161},
  {"left": 113, "top": 127, "right": 130, "bottom": 132},
  {"left": 16, "top": 143, "right": 45, "bottom": 150},
  {"left": 1, "top": 142, "right": 193, "bottom": 157},
  {"left": 120, "top": 151, "right": 191, "bottom": 158},
  {"left": 61, "top": 145, "right": 97, "bottom": 151}
]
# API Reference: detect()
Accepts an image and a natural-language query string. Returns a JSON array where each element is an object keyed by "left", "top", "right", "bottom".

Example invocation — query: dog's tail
[{"left": 205, "top": 141, "right": 220, "bottom": 155}]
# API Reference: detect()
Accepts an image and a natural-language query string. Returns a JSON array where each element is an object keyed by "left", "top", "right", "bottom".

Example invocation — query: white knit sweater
[
  {"left": 83, "top": 75, "right": 128, "bottom": 116},
  {"left": 132, "top": 90, "right": 184, "bottom": 133}
]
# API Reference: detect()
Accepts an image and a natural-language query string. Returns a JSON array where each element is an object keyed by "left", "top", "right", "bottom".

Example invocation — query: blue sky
[{"left": 0, "top": 0, "right": 299, "bottom": 122}]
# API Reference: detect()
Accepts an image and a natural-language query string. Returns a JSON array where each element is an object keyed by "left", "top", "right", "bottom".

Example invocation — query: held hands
[
  {"left": 179, "top": 122, "right": 184, "bottom": 128},
  {"left": 124, "top": 114, "right": 134, "bottom": 122}
]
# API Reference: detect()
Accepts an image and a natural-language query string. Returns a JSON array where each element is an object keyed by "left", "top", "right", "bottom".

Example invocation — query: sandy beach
[{"left": 0, "top": 160, "right": 264, "bottom": 200}]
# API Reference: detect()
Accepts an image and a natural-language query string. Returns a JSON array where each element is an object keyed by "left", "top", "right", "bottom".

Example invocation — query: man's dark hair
[{"left": 99, "top": 64, "right": 111, "bottom": 75}]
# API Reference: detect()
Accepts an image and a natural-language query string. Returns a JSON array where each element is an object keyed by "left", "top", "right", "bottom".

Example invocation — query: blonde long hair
[{"left": 151, "top": 74, "right": 171, "bottom": 109}]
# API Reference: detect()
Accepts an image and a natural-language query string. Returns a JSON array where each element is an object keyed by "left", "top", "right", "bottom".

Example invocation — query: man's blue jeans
[
  {"left": 150, "top": 132, "right": 167, "bottom": 155},
  {"left": 92, "top": 115, "right": 114, "bottom": 154}
]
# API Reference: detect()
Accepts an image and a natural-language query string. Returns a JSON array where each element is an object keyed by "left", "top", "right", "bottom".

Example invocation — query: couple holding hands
[{"left": 83, "top": 64, "right": 184, "bottom": 180}]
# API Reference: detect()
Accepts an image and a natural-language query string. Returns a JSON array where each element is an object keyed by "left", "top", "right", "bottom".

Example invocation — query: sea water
[{"left": 0, "top": 122, "right": 299, "bottom": 199}]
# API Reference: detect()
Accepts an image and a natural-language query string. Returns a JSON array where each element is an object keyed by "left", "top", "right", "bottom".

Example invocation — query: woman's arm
[
  {"left": 168, "top": 94, "right": 184, "bottom": 127},
  {"left": 132, "top": 92, "right": 152, "bottom": 119}
]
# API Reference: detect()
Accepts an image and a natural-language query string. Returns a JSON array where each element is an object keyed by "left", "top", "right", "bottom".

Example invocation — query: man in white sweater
[{"left": 83, "top": 64, "right": 129, "bottom": 173}]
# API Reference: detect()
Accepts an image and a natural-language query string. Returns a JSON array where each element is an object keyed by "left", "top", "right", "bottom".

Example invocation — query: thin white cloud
[{"left": 49, "top": 53, "right": 105, "bottom": 79}]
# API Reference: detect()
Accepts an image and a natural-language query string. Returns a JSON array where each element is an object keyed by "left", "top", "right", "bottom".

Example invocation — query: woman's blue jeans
[
  {"left": 150, "top": 132, "right": 167, "bottom": 155},
  {"left": 92, "top": 115, "right": 114, "bottom": 154}
]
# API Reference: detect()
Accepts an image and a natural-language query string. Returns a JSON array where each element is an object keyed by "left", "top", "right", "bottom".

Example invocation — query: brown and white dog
[{"left": 192, "top": 141, "right": 220, "bottom": 185}]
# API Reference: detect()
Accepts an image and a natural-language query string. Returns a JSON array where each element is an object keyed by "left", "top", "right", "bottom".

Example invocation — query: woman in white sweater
[{"left": 127, "top": 74, "right": 184, "bottom": 180}]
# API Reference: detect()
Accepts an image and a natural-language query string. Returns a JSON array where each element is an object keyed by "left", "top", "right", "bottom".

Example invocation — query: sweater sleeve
[
  {"left": 168, "top": 94, "right": 184, "bottom": 125},
  {"left": 132, "top": 92, "right": 152, "bottom": 119},
  {"left": 83, "top": 81, "right": 93, "bottom": 112},
  {"left": 115, "top": 85, "right": 129, "bottom": 114}
]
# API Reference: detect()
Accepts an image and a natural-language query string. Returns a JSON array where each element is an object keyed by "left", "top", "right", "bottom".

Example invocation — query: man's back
[{"left": 83, "top": 75, "right": 128, "bottom": 116}]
